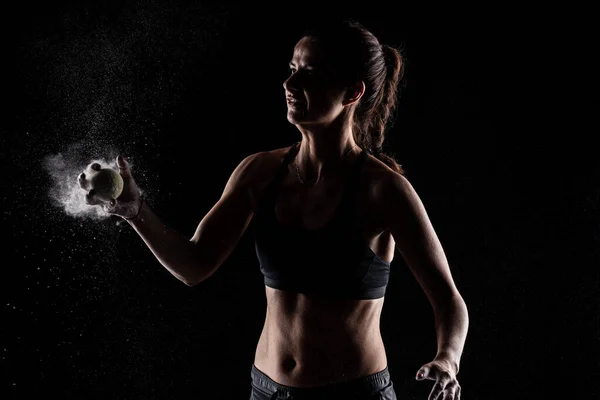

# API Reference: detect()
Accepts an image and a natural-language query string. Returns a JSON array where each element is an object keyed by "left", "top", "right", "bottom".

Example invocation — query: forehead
[{"left": 290, "top": 37, "right": 328, "bottom": 66}]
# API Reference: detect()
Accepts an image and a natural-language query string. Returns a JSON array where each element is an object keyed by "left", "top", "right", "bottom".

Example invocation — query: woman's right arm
[{"left": 124, "top": 153, "right": 261, "bottom": 286}]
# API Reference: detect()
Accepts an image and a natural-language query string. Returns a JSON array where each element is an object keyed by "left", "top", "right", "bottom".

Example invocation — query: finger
[
  {"left": 85, "top": 191, "right": 102, "bottom": 206},
  {"left": 102, "top": 202, "right": 117, "bottom": 214},
  {"left": 78, "top": 173, "right": 89, "bottom": 190},
  {"left": 443, "top": 385, "right": 457, "bottom": 400},
  {"left": 428, "top": 382, "right": 445, "bottom": 400},
  {"left": 85, "top": 198, "right": 101, "bottom": 206},
  {"left": 416, "top": 365, "right": 436, "bottom": 381},
  {"left": 116, "top": 155, "right": 132, "bottom": 179}
]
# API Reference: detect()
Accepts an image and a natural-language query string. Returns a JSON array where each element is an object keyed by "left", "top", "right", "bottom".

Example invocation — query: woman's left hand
[{"left": 416, "top": 359, "right": 461, "bottom": 400}]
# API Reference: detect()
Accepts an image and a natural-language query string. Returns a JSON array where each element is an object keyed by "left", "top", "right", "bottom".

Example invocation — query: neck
[{"left": 294, "top": 124, "right": 359, "bottom": 184}]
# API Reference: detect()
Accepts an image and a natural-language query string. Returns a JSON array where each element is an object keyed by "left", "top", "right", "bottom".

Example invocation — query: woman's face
[{"left": 283, "top": 36, "right": 348, "bottom": 126}]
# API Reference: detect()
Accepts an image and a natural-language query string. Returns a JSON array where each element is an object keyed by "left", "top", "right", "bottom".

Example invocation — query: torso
[{"left": 247, "top": 144, "right": 397, "bottom": 387}]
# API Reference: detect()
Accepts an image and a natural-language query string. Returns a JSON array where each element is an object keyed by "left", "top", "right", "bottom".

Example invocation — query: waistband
[{"left": 251, "top": 364, "right": 391, "bottom": 397}]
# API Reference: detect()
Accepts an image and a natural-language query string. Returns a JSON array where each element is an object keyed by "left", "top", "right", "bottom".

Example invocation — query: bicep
[{"left": 385, "top": 175, "right": 459, "bottom": 307}]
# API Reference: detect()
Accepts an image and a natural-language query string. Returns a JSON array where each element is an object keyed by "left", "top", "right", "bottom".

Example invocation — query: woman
[{"left": 80, "top": 19, "right": 468, "bottom": 400}]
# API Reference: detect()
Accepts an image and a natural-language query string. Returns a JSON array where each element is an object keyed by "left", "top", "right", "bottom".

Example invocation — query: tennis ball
[{"left": 89, "top": 168, "right": 124, "bottom": 202}]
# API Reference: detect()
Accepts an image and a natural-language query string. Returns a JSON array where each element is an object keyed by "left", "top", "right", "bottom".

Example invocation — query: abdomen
[{"left": 253, "top": 286, "right": 388, "bottom": 387}]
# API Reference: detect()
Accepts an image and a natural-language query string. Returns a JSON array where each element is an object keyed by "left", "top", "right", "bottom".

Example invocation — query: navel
[{"left": 282, "top": 356, "right": 298, "bottom": 371}]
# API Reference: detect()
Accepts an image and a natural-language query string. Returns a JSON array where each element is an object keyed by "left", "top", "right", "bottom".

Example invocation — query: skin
[{"left": 79, "top": 35, "right": 468, "bottom": 400}]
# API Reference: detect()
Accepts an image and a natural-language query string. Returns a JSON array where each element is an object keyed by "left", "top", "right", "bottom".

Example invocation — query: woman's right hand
[{"left": 78, "top": 155, "right": 143, "bottom": 219}]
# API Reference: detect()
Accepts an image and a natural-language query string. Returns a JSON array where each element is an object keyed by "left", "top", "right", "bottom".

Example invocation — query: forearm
[
  {"left": 432, "top": 293, "right": 469, "bottom": 374},
  {"left": 125, "top": 199, "right": 205, "bottom": 286}
]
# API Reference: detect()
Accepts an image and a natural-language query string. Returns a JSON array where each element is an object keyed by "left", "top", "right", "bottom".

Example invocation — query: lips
[
  {"left": 286, "top": 94, "right": 305, "bottom": 106},
  {"left": 286, "top": 93, "right": 304, "bottom": 106}
]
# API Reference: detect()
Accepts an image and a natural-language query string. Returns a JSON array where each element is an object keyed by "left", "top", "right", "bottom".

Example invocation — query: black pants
[{"left": 250, "top": 364, "right": 397, "bottom": 400}]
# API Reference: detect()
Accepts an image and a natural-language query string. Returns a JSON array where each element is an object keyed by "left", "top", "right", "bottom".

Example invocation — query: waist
[
  {"left": 254, "top": 332, "right": 388, "bottom": 387},
  {"left": 250, "top": 363, "right": 392, "bottom": 397},
  {"left": 254, "top": 287, "right": 387, "bottom": 386}
]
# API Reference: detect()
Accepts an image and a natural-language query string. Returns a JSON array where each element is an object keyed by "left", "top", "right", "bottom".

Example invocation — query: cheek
[{"left": 314, "top": 91, "right": 344, "bottom": 112}]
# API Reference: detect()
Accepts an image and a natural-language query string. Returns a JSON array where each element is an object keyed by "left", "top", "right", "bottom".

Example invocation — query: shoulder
[
  {"left": 361, "top": 153, "right": 409, "bottom": 198},
  {"left": 252, "top": 145, "right": 295, "bottom": 182},
  {"left": 231, "top": 145, "right": 291, "bottom": 184},
  {"left": 235, "top": 144, "right": 296, "bottom": 212},
  {"left": 361, "top": 155, "right": 419, "bottom": 227}
]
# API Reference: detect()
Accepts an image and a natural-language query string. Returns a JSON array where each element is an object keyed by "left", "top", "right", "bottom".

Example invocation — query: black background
[{"left": 2, "top": 1, "right": 598, "bottom": 399}]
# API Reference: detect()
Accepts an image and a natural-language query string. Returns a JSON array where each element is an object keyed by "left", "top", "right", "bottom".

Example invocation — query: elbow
[
  {"left": 454, "top": 292, "right": 469, "bottom": 315},
  {"left": 180, "top": 242, "right": 211, "bottom": 286},
  {"left": 182, "top": 277, "right": 200, "bottom": 287},
  {"left": 180, "top": 270, "right": 207, "bottom": 287},
  {"left": 432, "top": 291, "right": 468, "bottom": 316},
  {"left": 180, "top": 262, "right": 216, "bottom": 287},
  {"left": 451, "top": 292, "right": 469, "bottom": 315},
  {"left": 173, "top": 265, "right": 206, "bottom": 287}
]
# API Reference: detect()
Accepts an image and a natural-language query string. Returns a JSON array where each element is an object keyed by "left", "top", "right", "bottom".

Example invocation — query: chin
[{"left": 287, "top": 110, "right": 308, "bottom": 125}]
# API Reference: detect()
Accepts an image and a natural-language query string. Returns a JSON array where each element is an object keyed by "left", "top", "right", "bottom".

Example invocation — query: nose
[
  {"left": 283, "top": 72, "right": 300, "bottom": 92},
  {"left": 282, "top": 77, "right": 291, "bottom": 92}
]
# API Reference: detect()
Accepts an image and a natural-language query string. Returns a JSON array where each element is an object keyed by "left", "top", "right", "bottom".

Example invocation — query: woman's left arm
[{"left": 382, "top": 172, "right": 469, "bottom": 399}]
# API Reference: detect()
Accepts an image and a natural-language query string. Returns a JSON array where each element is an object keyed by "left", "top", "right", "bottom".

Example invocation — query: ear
[{"left": 343, "top": 81, "right": 365, "bottom": 106}]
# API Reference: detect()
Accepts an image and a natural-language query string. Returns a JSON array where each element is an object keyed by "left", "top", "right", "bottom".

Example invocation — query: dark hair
[{"left": 302, "top": 19, "right": 406, "bottom": 175}]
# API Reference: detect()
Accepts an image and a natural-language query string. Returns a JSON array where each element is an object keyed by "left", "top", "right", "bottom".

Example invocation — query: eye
[{"left": 288, "top": 67, "right": 296, "bottom": 74}]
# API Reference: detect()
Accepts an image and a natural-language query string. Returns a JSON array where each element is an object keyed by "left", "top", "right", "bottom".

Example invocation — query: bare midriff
[{"left": 253, "top": 286, "right": 388, "bottom": 387}]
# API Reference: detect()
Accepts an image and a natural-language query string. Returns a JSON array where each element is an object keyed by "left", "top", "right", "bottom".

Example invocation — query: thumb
[
  {"left": 416, "top": 365, "right": 434, "bottom": 381},
  {"left": 116, "top": 155, "right": 132, "bottom": 178}
]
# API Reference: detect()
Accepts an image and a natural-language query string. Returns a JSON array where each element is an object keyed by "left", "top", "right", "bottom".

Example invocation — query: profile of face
[{"left": 283, "top": 36, "right": 361, "bottom": 126}]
